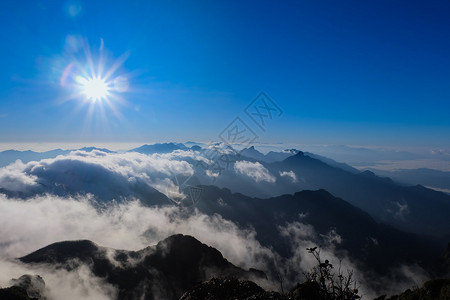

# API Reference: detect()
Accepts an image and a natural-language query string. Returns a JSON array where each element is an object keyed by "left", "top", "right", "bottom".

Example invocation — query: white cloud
[
  {"left": 0, "top": 193, "right": 281, "bottom": 297},
  {"left": 234, "top": 161, "right": 276, "bottom": 183},
  {"left": 0, "top": 260, "right": 117, "bottom": 300},
  {"left": 0, "top": 150, "right": 194, "bottom": 200},
  {"left": 279, "top": 170, "right": 297, "bottom": 183},
  {"left": 206, "top": 170, "right": 220, "bottom": 178},
  {"left": 0, "top": 194, "right": 429, "bottom": 299},
  {"left": 278, "top": 220, "right": 375, "bottom": 298},
  {"left": 0, "top": 194, "right": 274, "bottom": 271},
  {"left": 0, "top": 160, "right": 38, "bottom": 191},
  {"left": 430, "top": 149, "right": 449, "bottom": 156},
  {"left": 0, "top": 150, "right": 431, "bottom": 298}
]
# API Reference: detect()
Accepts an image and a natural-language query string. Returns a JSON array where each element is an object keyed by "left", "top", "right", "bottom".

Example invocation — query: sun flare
[
  {"left": 77, "top": 76, "right": 110, "bottom": 101},
  {"left": 59, "top": 38, "right": 131, "bottom": 124}
]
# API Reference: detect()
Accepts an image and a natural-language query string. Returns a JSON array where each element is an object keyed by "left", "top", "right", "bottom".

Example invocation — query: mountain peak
[
  {"left": 156, "top": 234, "right": 208, "bottom": 250},
  {"left": 359, "top": 170, "right": 376, "bottom": 176},
  {"left": 152, "top": 234, "right": 227, "bottom": 268},
  {"left": 19, "top": 235, "right": 263, "bottom": 300},
  {"left": 20, "top": 240, "right": 99, "bottom": 264},
  {"left": 294, "top": 150, "right": 304, "bottom": 156},
  {"left": 78, "top": 147, "right": 114, "bottom": 153},
  {"left": 130, "top": 143, "right": 188, "bottom": 154}
]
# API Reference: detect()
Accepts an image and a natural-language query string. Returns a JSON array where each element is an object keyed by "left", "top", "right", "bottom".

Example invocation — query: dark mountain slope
[
  {"left": 375, "top": 278, "right": 450, "bottom": 300},
  {"left": 0, "top": 286, "right": 37, "bottom": 300},
  {"left": 195, "top": 186, "right": 443, "bottom": 275},
  {"left": 1, "top": 157, "right": 171, "bottom": 205},
  {"left": 179, "top": 278, "right": 284, "bottom": 300},
  {"left": 203, "top": 149, "right": 450, "bottom": 237},
  {"left": 267, "top": 152, "right": 450, "bottom": 236},
  {"left": 0, "top": 275, "right": 45, "bottom": 300},
  {"left": 20, "top": 235, "right": 263, "bottom": 300}
]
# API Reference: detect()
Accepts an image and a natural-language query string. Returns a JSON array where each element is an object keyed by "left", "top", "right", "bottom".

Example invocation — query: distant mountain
[
  {"left": 2, "top": 158, "right": 171, "bottom": 205},
  {"left": 368, "top": 168, "right": 450, "bottom": 192},
  {"left": 239, "top": 146, "right": 358, "bottom": 172},
  {"left": 184, "top": 141, "right": 205, "bottom": 147},
  {"left": 201, "top": 149, "right": 450, "bottom": 237},
  {"left": 239, "top": 146, "right": 267, "bottom": 161},
  {"left": 78, "top": 147, "right": 114, "bottom": 153},
  {"left": 265, "top": 149, "right": 300, "bottom": 163},
  {"left": 304, "top": 152, "right": 359, "bottom": 173},
  {"left": 19, "top": 235, "right": 264, "bottom": 300},
  {"left": 3, "top": 143, "right": 449, "bottom": 237},
  {"left": 265, "top": 152, "right": 450, "bottom": 237},
  {"left": 0, "top": 147, "right": 115, "bottom": 167},
  {"left": 299, "top": 145, "right": 427, "bottom": 165},
  {"left": 129, "top": 143, "right": 188, "bottom": 154},
  {"left": 190, "top": 145, "right": 202, "bottom": 151},
  {"left": 240, "top": 146, "right": 299, "bottom": 163},
  {"left": 0, "top": 147, "right": 171, "bottom": 204},
  {"left": 0, "top": 149, "right": 69, "bottom": 167}
]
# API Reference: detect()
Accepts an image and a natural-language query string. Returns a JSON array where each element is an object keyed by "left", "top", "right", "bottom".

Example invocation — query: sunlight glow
[
  {"left": 58, "top": 37, "right": 132, "bottom": 129},
  {"left": 77, "top": 76, "right": 110, "bottom": 101}
]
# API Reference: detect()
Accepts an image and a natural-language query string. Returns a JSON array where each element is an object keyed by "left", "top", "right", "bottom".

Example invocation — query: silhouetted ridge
[
  {"left": 194, "top": 185, "right": 442, "bottom": 276},
  {"left": 146, "top": 234, "right": 234, "bottom": 273},
  {"left": 20, "top": 240, "right": 99, "bottom": 264},
  {"left": 271, "top": 150, "right": 450, "bottom": 236},
  {"left": 19, "top": 235, "right": 263, "bottom": 300},
  {"left": 153, "top": 234, "right": 226, "bottom": 265}
]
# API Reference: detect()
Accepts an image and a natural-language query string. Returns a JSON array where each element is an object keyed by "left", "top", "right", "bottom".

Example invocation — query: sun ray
[
  {"left": 103, "top": 52, "right": 130, "bottom": 81},
  {"left": 58, "top": 38, "right": 132, "bottom": 135}
]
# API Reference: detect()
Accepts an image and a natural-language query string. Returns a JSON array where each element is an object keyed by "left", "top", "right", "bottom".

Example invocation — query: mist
[{"left": 0, "top": 193, "right": 430, "bottom": 299}]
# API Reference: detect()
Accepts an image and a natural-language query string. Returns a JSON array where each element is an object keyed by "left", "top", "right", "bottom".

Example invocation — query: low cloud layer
[
  {"left": 0, "top": 150, "right": 431, "bottom": 299},
  {"left": 0, "top": 150, "right": 195, "bottom": 201},
  {"left": 0, "top": 194, "right": 277, "bottom": 298},
  {"left": 234, "top": 161, "right": 276, "bottom": 183},
  {"left": 0, "top": 194, "right": 269, "bottom": 266},
  {"left": 0, "top": 160, "right": 38, "bottom": 192},
  {"left": 0, "top": 260, "right": 117, "bottom": 300},
  {"left": 0, "top": 194, "right": 429, "bottom": 299}
]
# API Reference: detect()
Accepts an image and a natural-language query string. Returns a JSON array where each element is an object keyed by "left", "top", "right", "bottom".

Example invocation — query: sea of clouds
[{"left": 0, "top": 149, "right": 429, "bottom": 299}]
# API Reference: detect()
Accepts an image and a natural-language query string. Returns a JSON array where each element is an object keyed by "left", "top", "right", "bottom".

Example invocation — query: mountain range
[{"left": 1, "top": 142, "right": 449, "bottom": 299}]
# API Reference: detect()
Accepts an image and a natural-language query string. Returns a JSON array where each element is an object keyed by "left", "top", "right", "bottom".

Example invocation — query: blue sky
[{"left": 0, "top": 0, "right": 449, "bottom": 148}]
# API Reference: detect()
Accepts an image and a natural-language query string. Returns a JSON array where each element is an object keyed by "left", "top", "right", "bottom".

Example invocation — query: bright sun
[
  {"left": 77, "top": 76, "right": 110, "bottom": 101},
  {"left": 61, "top": 39, "right": 130, "bottom": 119}
]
